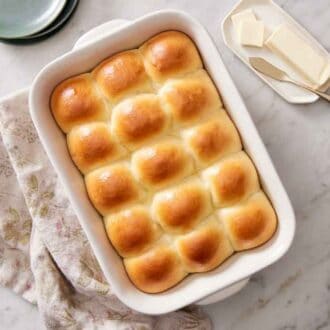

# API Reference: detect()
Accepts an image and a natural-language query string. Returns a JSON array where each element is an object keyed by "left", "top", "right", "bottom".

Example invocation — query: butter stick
[{"left": 266, "top": 24, "right": 330, "bottom": 86}]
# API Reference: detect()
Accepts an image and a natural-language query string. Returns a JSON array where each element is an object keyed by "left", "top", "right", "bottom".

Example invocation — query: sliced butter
[
  {"left": 239, "top": 20, "right": 264, "bottom": 47},
  {"left": 231, "top": 9, "right": 256, "bottom": 31},
  {"left": 266, "top": 24, "right": 330, "bottom": 86}
]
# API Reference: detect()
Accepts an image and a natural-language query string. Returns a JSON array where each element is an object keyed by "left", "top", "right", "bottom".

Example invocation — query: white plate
[
  {"left": 29, "top": 10, "right": 295, "bottom": 315},
  {"left": 221, "top": 0, "right": 330, "bottom": 104}
]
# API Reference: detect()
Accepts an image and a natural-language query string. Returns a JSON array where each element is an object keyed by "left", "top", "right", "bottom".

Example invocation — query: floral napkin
[{"left": 0, "top": 89, "right": 211, "bottom": 330}]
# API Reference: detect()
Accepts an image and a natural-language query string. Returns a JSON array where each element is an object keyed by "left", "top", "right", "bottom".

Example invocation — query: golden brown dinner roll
[
  {"left": 51, "top": 74, "right": 109, "bottom": 133},
  {"left": 50, "top": 30, "right": 279, "bottom": 293},
  {"left": 140, "top": 31, "right": 202, "bottom": 82},
  {"left": 217, "top": 192, "right": 277, "bottom": 251},
  {"left": 182, "top": 111, "right": 242, "bottom": 167},
  {"left": 176, "top": 217, "right": 233, "bottom": 272},
  {"left": 203, "top": 151, "right": 259, "bottom": 207},
  {"left": 104, "top": 206, "right": 161, "bottom": 258},
  {"left": 111, "top": 94, "right": 169, "bottom": 150},
  {"left": 85, "top": 163, "right": 142, "bottom": 215},
  {"left": 93, "top": 50, "right": 152, "bottom": 103},
  {"left": 67, "top": 122, "right": 126, "bottom": 174},
  {"left": 131, "top": 139, "right": 194, "bottom": 190},
  {"left": 160, "top": 70, "right": 222, "bottom": 126},
  {"left": 152, "top": 178, "right": 212, "bottom": 234},
  {"left": 124, "top": 241, "right": 187, "bottom": 293}
]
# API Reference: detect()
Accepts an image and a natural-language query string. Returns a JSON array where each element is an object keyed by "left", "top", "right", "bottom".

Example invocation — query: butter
[
  {"left": 239, "top": 20, "right": 264, "bottom": 47},
  {"left": 231, "top": 9, "right": 256, "bottom": 31},
  {"left": 266, "top": 24, "right": 330, "bottom": 86}
]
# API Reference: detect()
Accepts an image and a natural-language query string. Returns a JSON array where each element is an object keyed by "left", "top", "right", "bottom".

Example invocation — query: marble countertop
[{"left": 0, "top": 0, "right": 329, "bottom": 329}]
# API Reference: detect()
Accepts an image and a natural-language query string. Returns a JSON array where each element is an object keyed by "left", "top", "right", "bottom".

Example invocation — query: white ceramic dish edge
[{"left": 29, "top": 10, "right": 295, "bottom": 315}]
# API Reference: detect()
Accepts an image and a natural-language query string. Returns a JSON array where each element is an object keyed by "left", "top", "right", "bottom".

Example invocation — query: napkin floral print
[
  {"left": 0, "top": 135, "right": 35, "bottom": 303},
  {"left": 0, "top": 90, "right": 211, "bottom": 329}
]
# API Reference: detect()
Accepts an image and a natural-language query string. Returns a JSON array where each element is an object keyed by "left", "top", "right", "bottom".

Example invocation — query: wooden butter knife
[{"left": 249, "top": 57, "right": 330, "bottom": 102}]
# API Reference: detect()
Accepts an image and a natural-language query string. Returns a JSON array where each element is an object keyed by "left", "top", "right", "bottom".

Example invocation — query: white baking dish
[{"left": 29, "top": 10, "right": 295, "bottom": 315}]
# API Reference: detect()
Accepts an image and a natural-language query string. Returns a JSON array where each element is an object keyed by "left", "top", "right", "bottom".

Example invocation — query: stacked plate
[{"left": 0, "top": 0, "right": 79, "bottom": 43}]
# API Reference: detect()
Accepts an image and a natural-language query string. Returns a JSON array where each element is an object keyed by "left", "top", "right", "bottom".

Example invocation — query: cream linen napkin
[{"left": 0, "top": 89, "right": 211, "bottom": 330}]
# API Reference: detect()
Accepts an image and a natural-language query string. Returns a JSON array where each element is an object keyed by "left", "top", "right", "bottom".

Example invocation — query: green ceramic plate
[
  {"left": 1, "top": 0, "right": 79, "bottom": 44},
  {"left": 0, "top": 0, "right": 66, "bottom": 39}
]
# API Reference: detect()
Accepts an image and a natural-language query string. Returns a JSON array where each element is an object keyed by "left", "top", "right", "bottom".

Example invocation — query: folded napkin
[{"left": 0, "top": 89, "right": 211, "bottom": 329}]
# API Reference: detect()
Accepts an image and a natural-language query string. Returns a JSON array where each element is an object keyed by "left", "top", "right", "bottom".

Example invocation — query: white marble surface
[{"left": 0, "top": 0, "right": 329, "bottom": 329}]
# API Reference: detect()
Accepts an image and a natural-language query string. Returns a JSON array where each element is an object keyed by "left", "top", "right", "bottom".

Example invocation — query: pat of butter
[
  {"left": 231, "top": 9, "right": 256, "bottom": 30},
  {"left": 266, "top": 24, "right": 330, "bottom": 86},
  {"left": 239, "top": 20, "right": 264, "bottom": 47}
]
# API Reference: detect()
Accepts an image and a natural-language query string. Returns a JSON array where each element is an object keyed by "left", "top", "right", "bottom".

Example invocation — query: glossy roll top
[
  {"left": 152, "top": 178, "right": 212, "bottom": 234},
  {"left": 93, "top": 50, "right": 152, "bottom": 102},
  {"left": 124, "top": 241, "right": 187, "bottom": 293},
  {"left": 85, "top": 163, "right": 142, "bottom": 216},
  {"left": 140, "top": 31, "right": 203, "bottom": 82},
  {"left": 182, "top": 111, "right": 242, "bottom": 166},
  {"left": 50, "top": 30, "right": 277, "bottom": 294},
  {"left": 160, "top": 70, "right": 222, "bottom": 126},
  {"left": 131, "top": 139, "right": 194, "bottom": 190},
  {"left": 105, "top": 206, "right": 161, "bottom": 258},
  {"left": 217, "top": 192, "right": 277, "bottom": 251},
  {"left": 176, "top": 217, "right": 233, "bottom": 272},
  {"left": 111, "top": 94, "right": 169, "bottom": 150},
  {"left": 67, "top": 122, "right": 126, "bottom": 174},
  {"left": 51, "top": 74, "right": 109, "bottom": 133},
  {"left": 203, "top": 151, "right": 260, "bottom": 207}
]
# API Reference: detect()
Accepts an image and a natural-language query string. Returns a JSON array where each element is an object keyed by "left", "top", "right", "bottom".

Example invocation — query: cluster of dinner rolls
[{"left": 51, "top": 31, "right": 277, "bottom": 293}]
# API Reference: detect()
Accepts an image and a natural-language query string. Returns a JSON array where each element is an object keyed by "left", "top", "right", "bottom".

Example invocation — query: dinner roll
[
  {"left": 104, "top": 206, "right": 161, "bottom": 258},
  {"left": 176, "top": 217, "right": 233, "bottom": 272},
  {"left": 131, "top": 139, "right": 194, "bottom": 190},
  {"left": 140, "top": 31, "right": 202, "bottom": 82},
  {"left": 51, "top": 74, "right": 109, "bottom": 133},
  {"left": 93, "top": 50, "right": 152, "bottom": 103},
  {"left": 217, "top": 192, "right": 277, "bottom": 251},
  {"left": 50, "top": 30, "right": 278, "bottom": 293},
  {"left": 182, "top": 111, "right": 242, "bottom": 167},
  {"left": 111, "top": 94, "right": 169, "bottom": 150},
  {"left": 152, "top": 178, "right": 212, "bottom": 234},
  {"left": 160, "top": 70, "right": 222, "bottom": 127},
  {"left": 124, "top": 242, "right": 187, "bottom": 293},
  {"left": 203, "top": 151, "right": 259, "bottom": 207},
  {"left": 67, "top": 122, "right": 126, "bottom": 174},
  {"left": 85, "top": 163, "right": 142, "bottom": 215}
]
